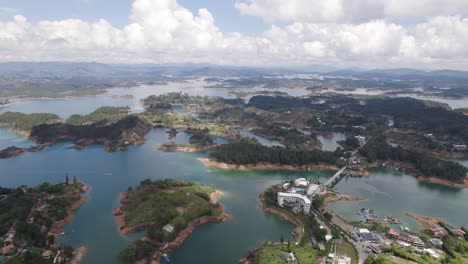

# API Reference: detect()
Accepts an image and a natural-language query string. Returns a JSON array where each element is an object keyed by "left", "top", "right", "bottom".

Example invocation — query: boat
[
  {"left": 104, "top": 173, "right": 113, "bottom": 176},
  {"left": 162, "top": 253, "right": 170, "bottom": 262},
  {"left": 60, "top": 232, "right": 65, "bottom": 236}
]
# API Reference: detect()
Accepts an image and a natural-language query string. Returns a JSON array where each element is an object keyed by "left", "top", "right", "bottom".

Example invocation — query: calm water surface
[
  {"left": 329, "top": 168, "right": 468, "bottom": 230},
  {"left": 1, "top": 83, "right": 468, "bottom": 263},
  {"left": 0, "top": 128, "right": 334, "bottom": 263}
]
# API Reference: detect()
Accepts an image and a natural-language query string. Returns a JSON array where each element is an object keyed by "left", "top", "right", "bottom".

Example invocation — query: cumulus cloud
[
  {"left": 0, "top": 0, "right": 468, "bottom": 69},
  {"left": 235, "top": 0, "right": 468, "bottom": 23}
]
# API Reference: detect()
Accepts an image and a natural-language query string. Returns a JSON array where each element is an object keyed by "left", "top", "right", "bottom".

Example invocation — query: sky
[{"left": 1, "top": 0, "right": 468, "bottom": 70}]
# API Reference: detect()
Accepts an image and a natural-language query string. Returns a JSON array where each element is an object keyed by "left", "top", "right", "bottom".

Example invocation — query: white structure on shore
[
  {"left": 277, "top": 192, "right": 311, "bottom": 214},
  {"left": 355, "top": 135, "right": 366, "bottom": 147},
  {"left": 294, "top": 178, "right": 309, "bottom": 187}
]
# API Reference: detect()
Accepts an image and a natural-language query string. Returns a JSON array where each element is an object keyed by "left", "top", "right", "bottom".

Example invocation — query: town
[{"left": 255, "top": 174, "right": 468, "bottom": 264}]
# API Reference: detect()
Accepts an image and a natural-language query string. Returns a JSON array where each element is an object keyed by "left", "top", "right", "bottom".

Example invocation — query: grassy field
[
  {"left": 336, "top": 241, "right": 358, "bottom": 264},
  {"left": 257, "top": 244, "right": 318, "bottom": 264}
]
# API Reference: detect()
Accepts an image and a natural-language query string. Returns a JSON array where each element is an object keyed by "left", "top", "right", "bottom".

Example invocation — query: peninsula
[
  {"left": 0, "top": 178, "right": 89, "bottom": 263},
  {"left": 115, "top": 179, "right": 231, "bottom": 264}
]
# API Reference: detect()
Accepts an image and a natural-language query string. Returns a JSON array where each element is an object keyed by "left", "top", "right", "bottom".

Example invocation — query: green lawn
[
  {"left": 293, "top": 246, "right": 317, "bottom": 264},
  {"left": 258, "top": 246, "right": 284, "bottom": 264},
  {"left": 336, "top": 241, "right": 358, "bottom": 264},
  {"left": 258, "top": 244, "right": 318, "bottom": 264}
]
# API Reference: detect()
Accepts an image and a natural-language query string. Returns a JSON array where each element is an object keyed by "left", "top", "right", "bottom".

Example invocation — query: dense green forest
[
  {"left": 30, "top": 116, "right": 150, "bottom": 149},
  {"left": 187, "top": 128, "right": 213, "bottom": 146},
  {"left": 352, "top": 98, "right": 468, "bottom": 141},
  {"left": 360, "top": 136, "right": 468, "bottom": 183},
  {"left": 0, "top": 180, "right": 84, "bottom": 257},
  {"left": 0, "top": 112, "right": 60, "bottom": 133},
  {"left": 66, "top": 106, "right": 130, "bottom": 125},
  {"left": 209, "top": 140, "right": 341, "bottom": 166}
]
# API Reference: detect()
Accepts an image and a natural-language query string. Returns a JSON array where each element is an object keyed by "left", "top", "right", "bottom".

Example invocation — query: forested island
[
  {"left": 158, "top": 128, "right": 218, "bottom": 152},
  {"left": 204, "top": 140, "right": 344, "bottom": 170},
  {"left": 0, "top": 178, "right": 89, "bottom": 263},
  {"left": 31, "top": 115, "right": 151, "bottom": 152},
  {"left": 0, "top": 112, "right": 60, "bottom": 135},
  {"left": 360, "top": 136, "right": 468, "bottom": 185},
  {"left": 0, "top": 107, "right": 152, "bottom": 158},
  {"left": 115, "top": 179, "right": 230, "bottom": 263}
]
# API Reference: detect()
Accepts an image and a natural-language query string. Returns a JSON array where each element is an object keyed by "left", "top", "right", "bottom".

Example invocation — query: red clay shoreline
[
  {"left": 199, "top": 158, "right": 468, "bottom": 189},
  {"left": 114, "top": 189, "right": 232, "bottom": 264},
  {"left": 50, "top": 185, "right": 90, "bottom": 237},
  {"left": 197, "top": 158, "right": 339, "bottom": 171}
]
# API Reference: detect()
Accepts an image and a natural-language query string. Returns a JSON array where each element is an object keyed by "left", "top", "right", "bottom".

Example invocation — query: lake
[
  {"left": 1, "top": 81, "right": 467, "bottom": 263},
  {"left": 0, "top": 128, "right": 333, "bottom": 263}
]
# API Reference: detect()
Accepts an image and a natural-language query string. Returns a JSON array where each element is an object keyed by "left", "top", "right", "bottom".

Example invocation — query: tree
[
  {"left": 65, "top": 173, "right": 69, "bottom": 184},
  {"left": 280, "top": 234, "right": 284, "bottom": 245},
  {"left": 73, "top": 176, "right": 77, "bottom": 183},
  {"left": 324, "top": 212, "right": 333, "bottom": 221},
  {"left": 48, "top": 235, "right": 55, "bottom": 246}
]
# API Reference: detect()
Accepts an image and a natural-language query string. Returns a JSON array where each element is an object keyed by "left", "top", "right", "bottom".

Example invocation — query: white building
[
  {"left": 277, "top": 192, "right": 311, "bottom": 214},
  {"left": 453, "top": 144, "right": 467, "bottom": 151},
  {"left": 294, "top": 178, "right": 309, "bottom": 187},
  {"left": 355, "top": 135, "right": 366, "bottom": 147},
  {"left": 163, "top": 224, "right": 174, "bottom": 233}
]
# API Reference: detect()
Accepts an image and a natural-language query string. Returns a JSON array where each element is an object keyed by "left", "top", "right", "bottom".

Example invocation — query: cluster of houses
[
  {"left": 277, "top": 178, "right": 321, "bottom": 214},
  {"left": 387, "top": 228, "right": 425, "bottom": 248}
]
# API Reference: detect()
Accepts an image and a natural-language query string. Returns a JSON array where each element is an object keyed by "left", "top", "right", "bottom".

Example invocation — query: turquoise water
[
  {"left": 1, "top": 83, "right": 468, "bottom": 262},
  {"left": 0, "top": 128, "right": 334, "bottom": 263},
  {"left": 329, "top": 168, "right": 468, "bottom": 230}
]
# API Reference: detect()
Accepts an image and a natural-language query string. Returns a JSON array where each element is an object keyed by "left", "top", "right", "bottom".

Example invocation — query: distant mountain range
[{"left": 0, "top": 62, "right": 467, "bottom": 80}]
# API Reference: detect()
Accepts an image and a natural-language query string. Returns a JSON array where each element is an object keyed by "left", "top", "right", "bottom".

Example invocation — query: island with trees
[
  {"left": 0, "top": 112, "right": 61, "bottom": 135},
  {"left": 0, "top": 177, "right": 89, "bottom": 263},
  {"left": 157, "top": 128, "right": 219, "bottom": 152},
  {"left": 200, "top": 139, "right": 344, "bottom": 170},
  {"left": 0, "top": 107, "right": 153, "bottom": 159},
  {"left": 114, "top": 179, "right": 230, "bottom": 264}
]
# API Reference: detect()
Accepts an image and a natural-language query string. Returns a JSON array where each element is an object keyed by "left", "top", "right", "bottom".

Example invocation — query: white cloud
[
  {"left": 235, "top": 0, "right": 468, "bottom": 23},
  {"left": 0, "top": 0, "right": 468, "bottom": 69}
]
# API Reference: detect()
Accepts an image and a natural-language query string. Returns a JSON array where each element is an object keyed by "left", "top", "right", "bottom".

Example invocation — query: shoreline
[
  {"left": 114, "top": 189, "right": 232, "bottom": 264},
  {"left": 367, "top": 161, "right": 468, "bottom": 189},
  {"left": 150, "top": 213, "right": 232, "bottom": 263},
  {"left": 258, "top": 193, "right": 304, "bottom": 243},
  {"left": 114, "top": 188, "right": 229, "bottom": 236},
  {"left": 197, "top": 158, "right": 339, "bottom": 171},
  {"left": 50, "top": 185, "right": 90, "bottom": 237},
  {"left": 199, "top": 158, "right": 467, "bottom": 188},
  {"left": 156, "top": 143, "right": 219, "bottom": 153},
  {"left": 404, "top": 212, "right": 445, "bottom": 230},
  {"left": 323, "top": 192, "right": 367, "bottom": 209}
]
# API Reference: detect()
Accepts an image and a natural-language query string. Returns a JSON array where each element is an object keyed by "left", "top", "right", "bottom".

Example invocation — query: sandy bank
[
  {"left": 323, "top": 192, "right": 366, "bottom": 209},
  {"left": 197, "top": 158, "right": 339, "bottom": 171},
  {"left": 210, "top": 189, "right": 224, "bottom": 203},
  {"left": 405, "top": 212, "right": 444, "bottom": 230},
  {"left": 156, "top": 144, "right": 219, "bottom": 153}
]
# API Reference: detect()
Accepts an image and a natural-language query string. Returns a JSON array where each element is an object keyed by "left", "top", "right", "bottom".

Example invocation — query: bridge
[{"left": 323, "top": 165, "right": 348, "bottom": 187}]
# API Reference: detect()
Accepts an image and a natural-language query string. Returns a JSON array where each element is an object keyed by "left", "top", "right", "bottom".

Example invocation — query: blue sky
[
  {"left": 0, "top": 0, "right": 269, "bottom": 35},
  {"left": 0, "top": 0, "right": 468, "bottom": 69}
]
